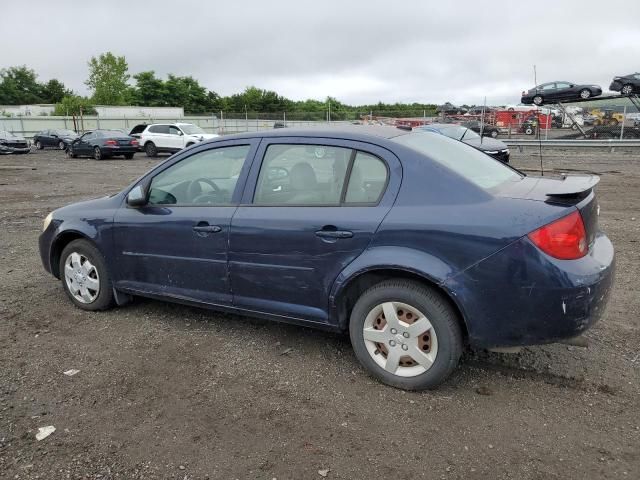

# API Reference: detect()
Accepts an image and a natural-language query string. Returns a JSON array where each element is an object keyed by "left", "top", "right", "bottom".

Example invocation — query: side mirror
[{"left": 127, "top": 185, "right": 148, "bottom": 207}]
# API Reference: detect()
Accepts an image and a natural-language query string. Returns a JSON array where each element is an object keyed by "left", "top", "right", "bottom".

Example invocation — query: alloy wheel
[
  {"left": 64, "top": 252, "right": 100, "bottom": 304},
  {"left": 621, "top": 85, "right": 633, "bottom": 95},
  {"left": 580, "top": 89, "right": 591, "bottom": 99},
  {"left": 362, "top": 301, "right": 438, "bottom": 377},
  {"left": 94, "top": 147, "right": 102, "bottom": 160},
  {"left": 58, "top": 141, "right": 66, "bottom": 150}
]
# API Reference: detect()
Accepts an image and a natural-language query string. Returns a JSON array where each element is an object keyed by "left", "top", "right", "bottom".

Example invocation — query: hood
[
  {"left": 54, "top": 194, "right": 123, "bottom": 218},
  {"left": 186, "top": 133, "right": 219, "bottom": 140},
  {"left": 463, "top": 137, "right": 507, "bottom": 151}
]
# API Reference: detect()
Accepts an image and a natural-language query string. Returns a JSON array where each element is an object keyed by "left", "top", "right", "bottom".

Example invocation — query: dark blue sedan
[{"left": 39, "top": 126, "right": 615, "bottom": 390}]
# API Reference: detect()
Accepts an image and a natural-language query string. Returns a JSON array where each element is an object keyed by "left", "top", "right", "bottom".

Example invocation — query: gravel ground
[{"left": 0, "top": 146, "right": 638, "bottom": 480}]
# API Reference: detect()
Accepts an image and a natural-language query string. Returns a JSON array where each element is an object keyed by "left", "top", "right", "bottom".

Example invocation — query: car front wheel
[
  {"left": 349, "top": 280, "right": 463, "bottom": 390},
  {"left": 533, "top": 95, "right": 543, "bottom": 105},
  {"left": 579, "top": 89, "right": 591, "bottom": 99},
  {"left": 35, "top": 140, "right": 43, "bottom": 150},
  {"left": 59, "top": 239, "right": 114, "bottom": 311}
]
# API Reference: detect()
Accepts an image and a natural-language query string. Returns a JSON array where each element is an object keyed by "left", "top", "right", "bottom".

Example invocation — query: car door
[
  {"left": 38, "top": 130, "right": 50, "bottom": 146},
  {"left": 541, "top": 82, "right": 559, "bottom": 101},
  {"left": 554, "top": 82, "right": 573, "bottom": 101},
  {"left": 112, "top": 139, "right": 259, "bottom": 305},
  {"left": 228, "top": 137, "right": 401, "bottom": 325},
  {"left": 75, "top": 132, "right": 94, "bottom": 155},
  {"left": 168, "top": 125, "right": 186, "bottom": 150}
]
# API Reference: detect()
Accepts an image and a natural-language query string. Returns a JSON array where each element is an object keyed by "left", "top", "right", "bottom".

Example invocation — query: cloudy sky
[{"left": 4, "top": 0, "right": 640, "bottom": 106}]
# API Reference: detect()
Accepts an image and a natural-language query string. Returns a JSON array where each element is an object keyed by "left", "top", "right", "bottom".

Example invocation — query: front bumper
[
  {"left": 445, "top": 232, "right": 615, "bottom": 348},
  {"left": 0, "top": 144, "right": 30, "bottom": 154}
]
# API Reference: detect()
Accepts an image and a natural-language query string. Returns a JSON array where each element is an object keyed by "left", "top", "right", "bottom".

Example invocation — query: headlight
[
  {"left": 485, "top": 150, "right": 499, "bottom": 154},
  {"left": 43, "top": 212, "right": 53, "bottom": 232},
  {"left": 503, "top": 149, "right": 510, "bottom": 154}
]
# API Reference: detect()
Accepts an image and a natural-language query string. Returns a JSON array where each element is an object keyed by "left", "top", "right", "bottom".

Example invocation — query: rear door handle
[
  {"left": 193, "top": 224, "right": 222, "bottom": 233},
  {"left": 315, "top": 229, "right": 353, "bottom": 239}
]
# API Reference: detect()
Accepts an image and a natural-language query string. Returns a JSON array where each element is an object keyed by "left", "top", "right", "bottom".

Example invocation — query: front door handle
[
  {"left": 193, "top": 224, "right": 222, "bottom": 233},
  {"left": 315, "top": 229, "right": 353, "bottom": 239}
]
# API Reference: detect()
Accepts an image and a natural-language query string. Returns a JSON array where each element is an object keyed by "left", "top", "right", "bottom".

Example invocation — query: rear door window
[{"left": 344, "top": 152, "right": 388, "bottom": 204}]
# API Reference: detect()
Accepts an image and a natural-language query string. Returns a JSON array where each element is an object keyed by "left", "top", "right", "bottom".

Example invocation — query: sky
[{"left": 4, "top": 0, "right": 640, "bottom": 106}]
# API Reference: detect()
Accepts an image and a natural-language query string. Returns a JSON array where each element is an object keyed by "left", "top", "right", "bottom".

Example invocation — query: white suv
[{"left": 129, "top": 123, "right": 219, "bottom": 157}]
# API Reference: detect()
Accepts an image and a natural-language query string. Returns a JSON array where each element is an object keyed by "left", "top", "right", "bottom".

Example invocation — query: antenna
[{"left": 534, "top": 64, "right": 544, "bottom": 176}]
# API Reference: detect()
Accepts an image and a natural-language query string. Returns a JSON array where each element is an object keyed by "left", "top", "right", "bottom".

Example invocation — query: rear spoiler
[{"left": 545, "top": 174, "right": 600, "bottom": 198}]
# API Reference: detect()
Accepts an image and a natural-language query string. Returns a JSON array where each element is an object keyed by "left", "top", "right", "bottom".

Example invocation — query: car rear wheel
[
  {"left": 349, "top": 280, "right": 463, "bottom": 390},
  {"left": 35, "top": 140, "right": 43, "bottom": 150},
  {"left": 59, "top": 239, "right": 114, "bottom": 311},
  {"left": 621, "top": 84, "right": 633, "bottom": 95},
  {"left": 93, "top": 147, "right": 103, "bottom": 160},
  {"left": 533, "top": 95, "right": 543, "bottom": 106},
  {"left": 58, "top": 141, "right": 66, "bottom": 150},
  {"left": 145, "top": 142, "right": 158, "bottom": 157},
  {"left": 579, "top": 89, "right": 591, "bottom": 99},
  {"left": 66, "top": 148, "right": 76, "bottom": 158}
]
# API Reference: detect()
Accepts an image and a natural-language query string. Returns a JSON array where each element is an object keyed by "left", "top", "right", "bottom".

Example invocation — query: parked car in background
[
  {"left": 418, "top": 123, "right": 510, "bottom": 162},
  {"left": 521, "top": 82, "right": 602, "bottom": 106},
  {"left": 66, "top": 130, "right": 139, "bottom": 160},
  {"left": 129, "top": 123, "right": 219, "bottom": 157},
  {"left": 33, "top": 129, "right": 79, "bottom": 150},
  {"left": 0, "top": 131, "right": 30, "bottom": 154},
  {"left": 461, "top": 120, "right": 500, "bottom": 138},
  {"left": 38, "top": 126, "right": 615, "bottom": 390},
  {"left": 609, "top": 73, "right": 640, "bottom": 95}
]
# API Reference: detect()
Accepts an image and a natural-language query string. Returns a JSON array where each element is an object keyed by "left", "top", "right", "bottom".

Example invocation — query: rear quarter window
[{"left": 392, "top": 132, "right": 521, "bottom": 190}]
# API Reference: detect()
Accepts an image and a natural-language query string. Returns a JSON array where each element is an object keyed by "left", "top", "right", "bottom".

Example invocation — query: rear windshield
[{"left": 391, "top": 132, "right": 522, "bottom": 190}]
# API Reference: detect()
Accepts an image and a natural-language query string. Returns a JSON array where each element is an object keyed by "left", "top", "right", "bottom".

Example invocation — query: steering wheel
[{"left": 187, "top": 178, "right": 221, "bottom": 203}]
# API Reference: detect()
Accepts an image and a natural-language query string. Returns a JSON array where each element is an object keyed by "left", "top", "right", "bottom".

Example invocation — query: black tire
[
  {"left": 35, "top": 140, "right": 43, "bottom": 150},
  {"left": 58, "top": 141, "right": 66, "bottom": 150},
  {"left": 124, "top": 153, "right": 134, "bottom": 159},
  {"left": 66, "top": 148, "right": 77, "bottom": 158},
  {"left": 579, "top": 88, "right": 591, "bottom": 100},
  {"left": 59, "top": 239, "right": 115, "bottom": 311},
  {"left": 533, "top": 95, "right": 543, "bottom": 106},
  {"left": 490, "top": 129, "right": 498, "bottom": 138},
  {"left": 525, "top": 127, "right": 534, "bottom": 135},
  {"left": 621, "top": 84, "right": 633, "bottom": 95},
  {"left": 145, "top": 142, "right": 158, "bottom": 157},
  {"left": 349, "top": 279, "right": 463, "bottom": 390},
  {"left": 93, "top": 147, "right": 103, "bottom": 160}
]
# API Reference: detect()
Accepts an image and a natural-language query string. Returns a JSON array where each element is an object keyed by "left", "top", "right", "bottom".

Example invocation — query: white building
[
  {"left": 0, "top": 104, "right": 55, "bottom": 116},
  {"left": 93, "top": 105, "right": 184, "bottom": 118}
]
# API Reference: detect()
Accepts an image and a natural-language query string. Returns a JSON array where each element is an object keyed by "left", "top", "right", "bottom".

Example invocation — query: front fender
[{"left": 328, "top": 246, "right": 459, "bottom": 328}]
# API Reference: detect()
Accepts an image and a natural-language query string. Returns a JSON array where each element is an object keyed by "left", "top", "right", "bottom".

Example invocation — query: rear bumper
[
  {"left": 102, "top": 146, "right": 138, "bottom": 154},
  {"left": 445, "top": 233, "right": 615, "bottom": 348}
]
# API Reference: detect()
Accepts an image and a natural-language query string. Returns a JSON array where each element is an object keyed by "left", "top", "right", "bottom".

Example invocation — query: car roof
[{"left": 227, "top": 125, "right": 413, "bottom": 142}]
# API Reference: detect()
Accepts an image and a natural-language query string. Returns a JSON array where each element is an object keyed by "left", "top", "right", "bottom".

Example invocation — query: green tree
[
  {"left": 85, "top": 52, "right": 130, "bottom": 105},
  {"left": 53, "top": 95, "right": 96, "bottom": 116},
  {"left": 40, "top": 79, "right": 71, "bottom": 104},
  {"left": 0, "top": 66, "right": 42, "bottom": 104},
  {"left": 130, "top": 71, "right": 168, "bottom": 106},
  {"left": 165, "top": 75, "right": 209, "bottom": 114}
]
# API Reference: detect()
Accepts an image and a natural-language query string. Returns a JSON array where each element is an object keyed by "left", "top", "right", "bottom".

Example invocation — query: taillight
[
  {"left": 104, "top": 139, "right": 117, "bottom": 146},
  {"left": 528, "top": 210, "right": 587, "bottom": 260},
  {"left": 131, "top": 139, "right": 139, "bottom": 145}
]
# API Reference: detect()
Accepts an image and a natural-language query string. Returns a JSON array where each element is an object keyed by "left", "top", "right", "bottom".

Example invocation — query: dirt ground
[{"left": 0, "top": 145, "right": 638, "bottom": 480}]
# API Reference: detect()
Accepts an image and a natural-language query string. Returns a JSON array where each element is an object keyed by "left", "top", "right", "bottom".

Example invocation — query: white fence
[{"left": 0, "top": 115, "right": 351, "bottom": 138}]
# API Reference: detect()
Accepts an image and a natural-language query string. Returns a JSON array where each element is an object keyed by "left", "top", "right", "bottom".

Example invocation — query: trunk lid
[{"left": 498, "top": 174, "right": 600, "bottom": 248}]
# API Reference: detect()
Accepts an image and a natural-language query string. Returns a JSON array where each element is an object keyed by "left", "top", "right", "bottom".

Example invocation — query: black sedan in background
[
  {"left": 0, "top": 131, "right": 30, "bottom": 154},
  {"left": 66, "top": 130, "right": 139, "bottom": 160},
  {"left": 33, "top": 129, "right": 79, "bottom": 150},
  {"left": 462, "top": 120, "right": 500, "bottom": 138},
  {"left": 609, "top": 73, "right": 640, "bottom": 95},
  {"left": 418, "top": 124, "right": 510, "bottom": 163},
  {"left": 521, "top": 81, "right": 602, "bottom": 105}
]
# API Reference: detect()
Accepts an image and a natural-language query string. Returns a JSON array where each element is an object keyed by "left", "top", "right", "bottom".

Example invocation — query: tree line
[{"left": 1, "top": 52, "right": 439, "bottom": 119}]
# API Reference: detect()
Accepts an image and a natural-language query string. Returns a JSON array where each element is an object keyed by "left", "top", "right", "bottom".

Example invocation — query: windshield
[
  {"left": 180, "top": 124, "right": 205, "bottom": 135},
  {"left": 55, "top": 129, "right": 77, "bottom": 136},
  {"left": 392, "top": 132, "right": 522, "bottom": 190}
]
